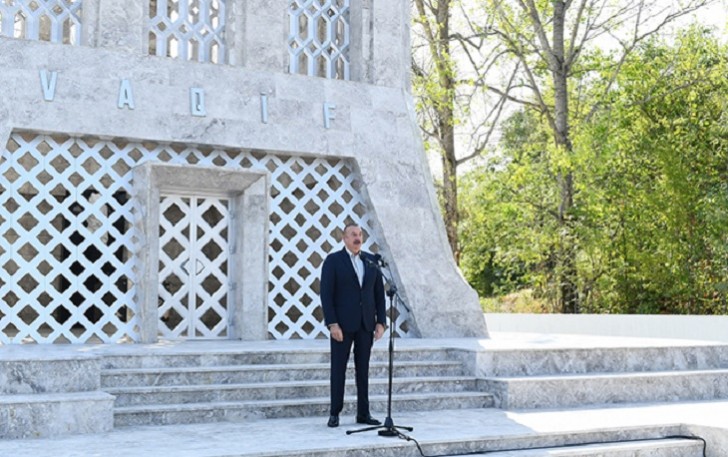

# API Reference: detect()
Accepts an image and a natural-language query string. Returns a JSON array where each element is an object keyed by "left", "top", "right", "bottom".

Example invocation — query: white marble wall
[
  {"left": 0, "top": 0, "right": 487, "bottom": 339},
  {"left": 485, "top": 313, "right": 728, "bottom": 343}
]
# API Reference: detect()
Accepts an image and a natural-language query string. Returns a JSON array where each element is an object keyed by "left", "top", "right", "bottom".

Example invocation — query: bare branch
[
  {"left": 520, "top": 0, "right": 557, "bottom": 68},
  {"left": 565, "top": 0, "right": 593, "bottom": 69},
  {"left": 584, "top": 0, "right": 715, "bottom": 122},
  {"left": 481, "top": 83, "right": 544, "bottom": 111},
  {"left": 634, "top": 1, "right": 713, "bottom": 43},
  {"left": 457, "top": 62, "right": 522, "bottom": 165},
  {"left": 492, "top": 0, "right": 550, "bottom": 64}
]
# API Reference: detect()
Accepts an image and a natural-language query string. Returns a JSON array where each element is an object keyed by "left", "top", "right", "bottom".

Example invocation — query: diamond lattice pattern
[
  {"left": 147, "top": 0, "right": 226, "bottom": 63},
  {"left": 0, "top": 132, "right": 411, "bottom": 343},
  {"left": 158, "top": 194, "right": 229, "bottom": 339},
  {"left": 0, "top": 0, "right": 82, "bottom": 44},
  {"left": 288, "top": 0, "right": 350, "bottom": 80}
]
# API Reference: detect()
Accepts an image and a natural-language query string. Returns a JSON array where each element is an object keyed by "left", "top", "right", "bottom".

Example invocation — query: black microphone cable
[{"left": 395, "top": 431, "right": 707, "bottom": 457}]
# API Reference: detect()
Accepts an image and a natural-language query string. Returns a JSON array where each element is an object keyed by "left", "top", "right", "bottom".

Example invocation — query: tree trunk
[
  {"left": 552, "top": 0, "right": 579, "bottom": 313},
  {"left": 415, "top": 0, "right": 459, "bottom": 261},
  {"left": 434, "top": 2, "right": 459, "bottom": 261},
  {"left": 441, "top": 116, "right": 459, "bottom": 262}
]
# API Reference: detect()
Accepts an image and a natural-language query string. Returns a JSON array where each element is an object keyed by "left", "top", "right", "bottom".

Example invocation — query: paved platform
[
  {"left": 0, "top": 400, "right": 725, "bottom": 456},
  {"left": 1, "top": 333, "right": 727, "bottom": 456}
]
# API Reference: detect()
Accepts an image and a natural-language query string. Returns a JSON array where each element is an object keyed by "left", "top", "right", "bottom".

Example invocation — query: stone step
[
  {"left": 101, "top": 360, "right": 465, "bottom": 387},
  {"left": 0, "top": 391, "right": 115, "bottom": 439},
  {"left": 100, "top": 347, "right": 456, "bottom": 370},
  {"left": 438, "top": 438, "right": 703, "bottom": 457},
  {"left": 0, "top": 354, "right": 101, "bottom": 394},
  {"left": 106, "top": 376, "right": 480, "bottom": 407},
  {"left": 480, "top": 344, "right": 728, "bottom": 377},
  {"left": 306, "top": 427, "right": 702, "bottom": 457},
  {"left": 113, "top": 391, "right": 495, "bottom": 427},
  {"left": 485, "top": 368, "right": 728, "bottom": 409}
]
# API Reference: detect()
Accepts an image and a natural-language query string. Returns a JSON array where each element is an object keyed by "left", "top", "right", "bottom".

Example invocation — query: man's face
[{"left": 343, "top": 225, "right": 363, "bottom": 254}]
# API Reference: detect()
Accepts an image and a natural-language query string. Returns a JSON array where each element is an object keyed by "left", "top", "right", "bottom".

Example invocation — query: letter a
[
  {"left": 118, "top": 79, "right": 135, "bottom": 109},
  {"left": 40, "top": 70, "right": 58, "bottom": 101}
]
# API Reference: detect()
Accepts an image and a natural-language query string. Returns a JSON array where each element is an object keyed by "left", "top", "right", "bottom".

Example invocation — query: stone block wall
[{"left": 0, "top": 351, "right": 114, "bottom": 439}]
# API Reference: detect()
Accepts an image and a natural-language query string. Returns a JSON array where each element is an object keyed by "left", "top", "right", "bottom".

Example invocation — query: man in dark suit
[{"left": 320, "top": 222, "right": 387, "bottom": 428}]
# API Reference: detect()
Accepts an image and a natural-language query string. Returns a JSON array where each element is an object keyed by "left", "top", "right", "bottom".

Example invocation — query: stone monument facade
[{"left": 0, "top": 0, "right": 488, "bottom": 344}]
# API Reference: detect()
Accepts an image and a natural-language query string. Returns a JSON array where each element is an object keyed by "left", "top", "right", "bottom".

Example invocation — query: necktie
[{"left": 351, "top": 254, "right": 363, "bottom": 286}]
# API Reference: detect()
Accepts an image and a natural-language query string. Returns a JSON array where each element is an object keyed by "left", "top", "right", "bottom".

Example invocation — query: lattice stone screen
[
  {"left": 147, "top": 0, "right": 226, "bottom": 63},
  {"left": 0, "top": 132, "right": 411, "bottom": 344},
  {"left": 288, "top": 0, "right": 350, "bottom": 80},
  {"left": 0, "top": 0, "right": 82, "bottom": 44},
  {"left": 158, "top": 194, "right": 230, "bottom": 339}
]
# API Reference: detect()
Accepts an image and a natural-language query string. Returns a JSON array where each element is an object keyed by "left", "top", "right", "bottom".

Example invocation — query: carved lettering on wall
[
  {"left": 39, "top": 70, "right": 58, "bottom": 102},
  {"left": 323, "top": 103, "right": 336, "bottom": 129},
  {"left": 34, "top": 72, "right": 338, "bottom": 127},
  {"left": 117, "top": 79, "right": 135, "bottom": 110},
  {"left": 190, "top": 87, "right": 206, "bottom": 117},
  {"left": 260, "top": 93, "right": 269, "bottom": 124}
]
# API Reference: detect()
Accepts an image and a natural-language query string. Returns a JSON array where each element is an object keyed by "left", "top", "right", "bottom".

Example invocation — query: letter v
[{"left": 40, "top": 70, "right": 58, "bottom": 101}]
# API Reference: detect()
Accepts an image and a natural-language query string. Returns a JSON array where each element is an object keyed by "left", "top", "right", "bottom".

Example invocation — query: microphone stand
[{"left": 347, "top": 256, "right": 413, "bottom": 438}]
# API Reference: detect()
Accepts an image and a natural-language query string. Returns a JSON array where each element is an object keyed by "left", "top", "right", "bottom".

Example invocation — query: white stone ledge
[
  {"left": 0, "top": 391, "right": 115, "bottom": 404},
  {"left": 0, "top": 391, "right": 115, "bottom": 439},
  {"left": 485, "top": 313, "right": 728, "bottom": 343}
]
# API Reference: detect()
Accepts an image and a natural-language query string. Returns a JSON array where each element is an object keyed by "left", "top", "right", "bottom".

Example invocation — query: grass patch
[{"left": 481, "top": 289, "right": 559, "bottom": 313}]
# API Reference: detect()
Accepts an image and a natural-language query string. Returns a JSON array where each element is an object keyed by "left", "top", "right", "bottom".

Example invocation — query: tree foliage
[
  {"left": 460, "top": 26, "right": 728, "bottom": 314},
  {"left": 471, "top": 0, "right": 716, "bottom": 312}
]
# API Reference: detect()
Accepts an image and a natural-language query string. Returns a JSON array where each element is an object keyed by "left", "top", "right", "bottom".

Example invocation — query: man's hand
[
  {"left": 329, "top": 323, "right": 343, "bottom": 342},
  {"left": 374, "top": 323, "right": 385, "bottom": 341}
]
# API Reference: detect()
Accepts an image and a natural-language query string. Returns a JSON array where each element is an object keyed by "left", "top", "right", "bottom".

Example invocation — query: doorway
[
  {"left": 132, "top": 162, "right": 269, "bottom": 342},
  {"left": 158, "top": 193, "right": 231, "bottom": 339}
]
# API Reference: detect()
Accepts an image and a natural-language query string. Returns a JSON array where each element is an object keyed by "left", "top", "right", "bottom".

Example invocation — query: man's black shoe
[
  {"left": 356, "top": 415, "right": 381, "bottom": 425},
  {"left": 327, "top": 415, "right": 339, "bottom": 427}
]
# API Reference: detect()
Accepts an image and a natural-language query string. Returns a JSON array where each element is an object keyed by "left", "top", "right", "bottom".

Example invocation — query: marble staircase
[
  {"left": 479, "top": 342, "right": 728, "bottom": 409},
  {"left": 2, "top": 335, "right": 727, "bottom": 456},
  {"left": 97, "top": 339, "right": 728, "bottom": 427},
  {"left": 100, "top": 345, "right": 495, "bottom": 427}
]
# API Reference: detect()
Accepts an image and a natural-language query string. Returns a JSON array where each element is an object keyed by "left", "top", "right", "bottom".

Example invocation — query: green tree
[
  {"left": 584, "top": 26, "right": 728, "bottom": 313},
  {"left": 460, "top": 26, "right": 728, "bottom": 315},
  {"left": 459, "top": 109, "right": 559, "bottom": 308},
  {"left": 468, "top": 0, "right": 714, "bottom": 312}
]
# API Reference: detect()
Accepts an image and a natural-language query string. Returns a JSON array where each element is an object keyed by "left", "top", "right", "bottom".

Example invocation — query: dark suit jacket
[{"left": 320, "top": 248, "right": 386, "bottom": 333}]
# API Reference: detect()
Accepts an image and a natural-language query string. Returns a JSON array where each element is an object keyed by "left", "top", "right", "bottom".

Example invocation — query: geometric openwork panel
[
  {"left": 0, "top": 132, "right": 412, "bottom": 344},
  {"left": 288, "top": 0, "right": 350, "bottom": 80},
  {"left": 0, "top": 134, "right": 135, "bottom": 344},
  {"left": 158, "top": 194, "right": 229, "bottom": 339},
  {"left": 0, "top": 0, "right": 82, "bottom": 45},
  {"left": 147, "top": 0, "right": 226, "bottom": 64}
]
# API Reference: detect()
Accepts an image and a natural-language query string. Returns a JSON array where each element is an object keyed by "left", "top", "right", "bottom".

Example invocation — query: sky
[{"left": 687, "top": 0, "right": 727, "bottom": 31}]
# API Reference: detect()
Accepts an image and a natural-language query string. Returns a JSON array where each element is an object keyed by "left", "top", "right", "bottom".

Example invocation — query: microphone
[
  {"left": 363, "top": 254, "right": 379, "bottom": 267},
  {"left": 364, "top": 253, "right": 387, "bottom": 267},
  {"left": 377, "top": 254, "right": 388, "bottom": 267}
]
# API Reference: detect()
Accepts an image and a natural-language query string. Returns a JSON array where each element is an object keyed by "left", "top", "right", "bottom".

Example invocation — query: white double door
[{"left": 157, "top": 192, "right": 231, "bottom": 339}]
